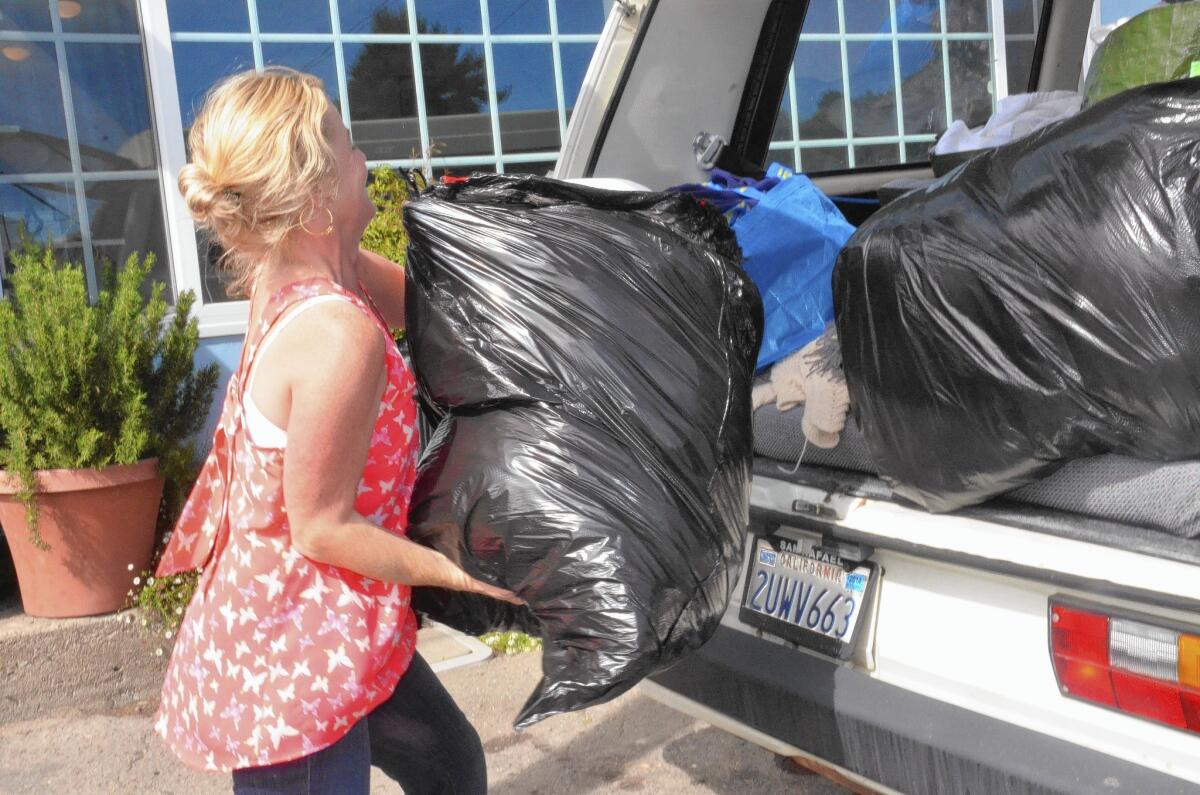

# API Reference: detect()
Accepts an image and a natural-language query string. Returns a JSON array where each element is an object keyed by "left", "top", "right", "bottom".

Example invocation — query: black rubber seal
[{"left": 583, "top": 0, "right": 660, "bottom": 178}]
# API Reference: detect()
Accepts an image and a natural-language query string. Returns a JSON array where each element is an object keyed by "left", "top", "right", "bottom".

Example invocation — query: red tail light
[
  {"left": 1049, "top": 599, "right": 1200, "bottom": 734},
  {"left": 1111, "top": 671, "right": 1188, "bottom": 728},
  {"left": 1051, "top": 606, "right": 1116, "bottom": 706}
]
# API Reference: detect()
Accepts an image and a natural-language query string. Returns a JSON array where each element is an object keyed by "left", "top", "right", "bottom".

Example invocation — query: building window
[
  {"left": 163, "top": 0, "right": 609, "bottom": 304},
  {"left": 0, "top": 0, "right": 171, "bottom": 299},
  {"left": 0, "top": 2, "right": 1108, "bottom": 334},
  {"left": 769, "top": 0, "right": 1045, "bottom": 173}
]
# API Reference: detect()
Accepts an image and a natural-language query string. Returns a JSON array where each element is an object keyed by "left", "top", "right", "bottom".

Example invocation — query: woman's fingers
[
  {"left": 464, "top": 574, "right": 525, "bottom": 606},
  {"left": 479, "top": 583, "right": 525, "bottom": 606},
  {"left": 439, "top": 554, "right": 525, "bottom": 605}
]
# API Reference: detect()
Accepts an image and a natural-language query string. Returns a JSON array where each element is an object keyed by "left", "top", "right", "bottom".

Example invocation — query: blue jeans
[{"left": 231, "top": 654, "right": 486, "bottom": 794}]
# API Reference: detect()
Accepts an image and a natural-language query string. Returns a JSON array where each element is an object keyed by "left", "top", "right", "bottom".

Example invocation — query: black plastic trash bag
[
  {"left": 835, "top": 79, "right": 1200, "bottom": 513},
  {"left": 402, "top": 174, "right": 762, "bottom": 727}
]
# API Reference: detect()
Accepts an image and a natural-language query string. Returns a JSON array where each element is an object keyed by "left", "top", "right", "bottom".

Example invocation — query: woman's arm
[
  {"left": 355, "top": 247, "right": 406, "bottom": 332},
  {"left": 275, "top": 300, "right": 520, "bottom": 603}
]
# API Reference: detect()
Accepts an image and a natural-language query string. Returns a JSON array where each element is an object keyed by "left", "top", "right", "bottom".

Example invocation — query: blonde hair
[{"left": 178, "top": 67, "right": 337, "bottom": 298}]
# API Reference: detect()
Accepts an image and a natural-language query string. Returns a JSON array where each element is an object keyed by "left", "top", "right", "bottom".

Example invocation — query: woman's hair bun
[
  {"left": 176, "top": 67, "right": 337, "bottom": 297},
  {"left": 178, "top": 163, "right": 244, "bottom": 233}
]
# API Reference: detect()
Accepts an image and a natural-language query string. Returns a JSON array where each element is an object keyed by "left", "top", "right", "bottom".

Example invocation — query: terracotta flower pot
[{"left": 0, "top": 458, "right": 163, "bottom": 618}]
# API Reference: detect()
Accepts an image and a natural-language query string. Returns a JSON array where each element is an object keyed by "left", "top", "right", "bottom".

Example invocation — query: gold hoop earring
[{"left": 300, "top": 207, "right": 334, "bottom": 236}]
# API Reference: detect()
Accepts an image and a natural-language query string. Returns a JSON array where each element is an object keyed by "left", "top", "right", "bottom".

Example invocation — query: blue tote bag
[
  {"left": 676, "top": 163, "right": 855, "bottom": 370},
  {"left": 730, "top": 163, "right": 854, "bottom": 370}
]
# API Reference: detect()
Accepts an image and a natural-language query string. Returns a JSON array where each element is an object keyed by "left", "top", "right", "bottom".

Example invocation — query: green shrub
[
  {"left": 0, "top": 239, "right": 219, "bottom": 549},
  {"left": 126, "top": 568, "right": 199, "bottom": 651},
  {"left": 361, "top": 165, "right": 410, "bottom": 266},
  {"left": 362, "top": 165, "right": 412, "bottom": 343},
  {"left": 479, "top": 630, "right": 542, "bottom": 655}
]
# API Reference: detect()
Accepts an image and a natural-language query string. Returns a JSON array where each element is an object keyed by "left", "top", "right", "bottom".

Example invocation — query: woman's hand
[
  {"left": 426, "top": 550, "right": 525, "bottom": 606},
  {"left": 407, "top": 522, "right": 524, "bottom": 605}
]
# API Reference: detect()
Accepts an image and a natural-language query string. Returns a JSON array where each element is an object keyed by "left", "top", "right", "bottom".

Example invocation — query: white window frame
[
  {"left": 137, "top": 0, "right": 605, "bottom": 338},
  {"left": 140, "top": 0, "right": 248, "bottom": 337}
]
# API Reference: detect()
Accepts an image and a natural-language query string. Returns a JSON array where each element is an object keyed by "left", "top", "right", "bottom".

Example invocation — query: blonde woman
[{"left": 153, "top": 67, "right": 520, "bottom": 794}]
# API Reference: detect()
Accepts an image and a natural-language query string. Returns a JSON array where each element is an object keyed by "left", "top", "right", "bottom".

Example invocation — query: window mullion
[
  {"left": 788, "top": 68, "right": 801, "bottom": 171},
  {"left": 889, "top": 0, "right": 907, "bottom": 164},
  {"left": 547, "top": 0, "right": 568, "bottom": 141},
  {"left": 835, "top": 0, "right": 855, "bottom": 168},
  {"left": 46, "top": 0, "right": 98, "bottom": 300},
  {"left": 989, "top": 0, "right": 1009, "bottom": 103},
  {"left": 328, "top": 0, "right": 351, "bottom": 127},
  {"left": 939, "top": 0, "right": 954, "bottom": 134},
  {"left": 247, "top": 0, "right": 264, "bottom": 68},
  {"left": 479, "top": 0, "right": 504, "bottom": 173},
  {"left": 404, "top": 0, "right": 432, "bottom": 174}
]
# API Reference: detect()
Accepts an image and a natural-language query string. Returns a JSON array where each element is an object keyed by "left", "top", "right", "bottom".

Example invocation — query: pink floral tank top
[{"left": 154, "top": 277, "right": 420, "bottom": 771}]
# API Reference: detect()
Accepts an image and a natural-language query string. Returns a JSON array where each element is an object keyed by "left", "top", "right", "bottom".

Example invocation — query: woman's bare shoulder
[
  {"left": 285, "top": 297, "right": 382, "bottom": 354},
  {"left": 356, "top": 248, "right": 406, "bottom": 330},
  {"left": 258, "top": 296, "right": 385, "bottom": 392}
]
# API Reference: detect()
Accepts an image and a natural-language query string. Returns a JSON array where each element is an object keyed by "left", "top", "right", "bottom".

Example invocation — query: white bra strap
[{"left": 244, "top": 294, "right": 349, "bottom": 421}]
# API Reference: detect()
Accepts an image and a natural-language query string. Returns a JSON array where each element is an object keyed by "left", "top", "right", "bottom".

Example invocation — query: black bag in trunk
[{"left": 835, "top": 79, "right": 1200, "bottom": 513}]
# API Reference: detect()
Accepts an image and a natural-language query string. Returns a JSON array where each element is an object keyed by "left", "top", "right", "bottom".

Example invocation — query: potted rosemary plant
[{"left": 0, "top": 240, "right": 217, "bottom": 617}]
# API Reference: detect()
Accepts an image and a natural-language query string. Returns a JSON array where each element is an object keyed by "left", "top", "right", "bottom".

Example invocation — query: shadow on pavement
[
  {"left": 488, "top": 696, "right": 690, "bottom": 795},
  {"left": 662, "top": 726, "right": 847, "bottom": 794},
  {"left": 487, "top": 692, "right": 847, "bottom": 795}
]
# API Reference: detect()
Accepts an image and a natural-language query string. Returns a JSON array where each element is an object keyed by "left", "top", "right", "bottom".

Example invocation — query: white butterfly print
[
  {"left": 301, "top": 571, "right": 330, "bottom": 603},
  {"left": 241, "top": 668, "right": 267, "bottom": 695},
  {"left": 220, "top": 700, "right": 246, "bottom": 731},
  {"left": 219, "top": 601, "right": 238, "bottom": 633},
  {"left": 325, "top": 644, "right": 353, "bottom": 673},
  {"left": 336, "top": 582, "right": 365, "bottom": 610}
]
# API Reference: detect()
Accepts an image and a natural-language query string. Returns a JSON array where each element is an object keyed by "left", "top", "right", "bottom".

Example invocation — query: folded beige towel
[{"left": 751, "top": 324, "right": 849, "bottom": 449}]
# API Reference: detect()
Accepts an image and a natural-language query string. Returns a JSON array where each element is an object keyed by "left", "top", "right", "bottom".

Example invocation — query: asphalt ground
[{"left": 0, "top": 605, "right": 847, "bottom": 794}]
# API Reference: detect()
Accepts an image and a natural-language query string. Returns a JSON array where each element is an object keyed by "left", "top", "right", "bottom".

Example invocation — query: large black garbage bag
[
  {"left": 835, "top": 79, "right": 1200, "bottom": 513},
  {"left": 402, "top": 174, "right": 762, "bottom": 727}
]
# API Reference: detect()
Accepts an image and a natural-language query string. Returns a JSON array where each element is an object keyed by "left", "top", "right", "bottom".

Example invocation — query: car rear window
[{"left": 766, "top": 0, "right": 1048, "bottom": 174}]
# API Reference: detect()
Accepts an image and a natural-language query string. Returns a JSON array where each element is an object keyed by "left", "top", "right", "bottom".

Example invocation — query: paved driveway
[{"left": 0, "top": 607, "right": 846, "bottom": 793}]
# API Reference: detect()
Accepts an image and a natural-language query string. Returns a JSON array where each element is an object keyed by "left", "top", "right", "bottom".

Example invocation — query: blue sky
[{"left": 1101, "top": 0, "right": 1158, "bottom": 24}]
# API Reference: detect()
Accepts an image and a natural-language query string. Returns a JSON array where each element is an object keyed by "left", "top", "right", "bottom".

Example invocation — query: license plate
[{"left": 739, "top": 533, "right": 875, "bottom": 655}]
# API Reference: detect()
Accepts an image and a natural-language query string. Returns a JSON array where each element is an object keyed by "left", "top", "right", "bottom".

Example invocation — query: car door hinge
[
  {"left": 613, "top": 0, "right": 638, "bottom": 18},
  {"left": 693, "top": 131, "right": 727, "bottom": 171}
]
